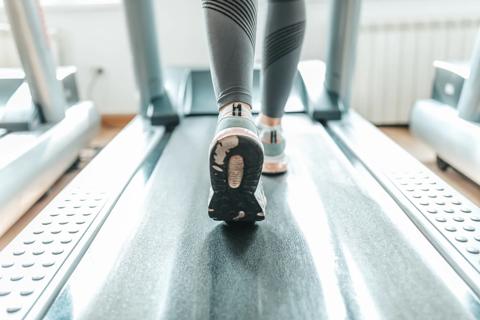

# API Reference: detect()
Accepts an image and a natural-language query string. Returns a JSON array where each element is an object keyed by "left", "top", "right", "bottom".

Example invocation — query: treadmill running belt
[{"left": 45, "top": 116, "right": 478, "bottom": 320}]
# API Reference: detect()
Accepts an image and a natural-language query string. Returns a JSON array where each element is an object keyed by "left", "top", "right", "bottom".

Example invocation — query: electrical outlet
[{"left": 91, "top": 66, "right": 105, "bottom": 75}]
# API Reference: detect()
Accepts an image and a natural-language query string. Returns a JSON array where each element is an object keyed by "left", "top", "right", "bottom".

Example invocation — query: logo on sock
[
  {"left": 232, "top": 104, "right": 242, "bottom": 117},
  {"left": 270, "top": 130, "right": 277, "bottom": 144}
]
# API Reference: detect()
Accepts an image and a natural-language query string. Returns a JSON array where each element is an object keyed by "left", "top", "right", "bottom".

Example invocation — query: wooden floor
[{"left": 0, "top": 119, "right": 479, "bottom": 249}]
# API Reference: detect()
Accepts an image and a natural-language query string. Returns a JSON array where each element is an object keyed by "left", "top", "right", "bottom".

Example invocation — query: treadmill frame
[
  {"left": 0, "top": 1, "right": 100, "bottom": 237},
  {"left": 1, "top": 0, "right": 480, "bottom": 318}
]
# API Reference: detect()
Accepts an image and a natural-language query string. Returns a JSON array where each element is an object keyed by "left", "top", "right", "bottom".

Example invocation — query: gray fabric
[
  {"left": 262, "top": 0, "right": 306, "bottom": 118},
  {"left": 202, "top": 0, "right": 305, "bottom": 118},
  {"left": 216, "top": 115, "right": 258, "bottom": 134},
  {"left": 202, "top": 0, "right": 258, "bottom": 108},
  {"left": 202, "top": 0, "right": 305, "bottom": 115}
]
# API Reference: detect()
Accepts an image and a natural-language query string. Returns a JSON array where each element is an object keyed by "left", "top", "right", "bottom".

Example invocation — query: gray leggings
[{"left": 202, "top": 0, "right": 306, "bottom": 118}]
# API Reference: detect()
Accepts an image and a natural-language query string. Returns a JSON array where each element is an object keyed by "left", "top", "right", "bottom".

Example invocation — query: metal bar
[
  {"left": 458, "top": 29, "right": 480, "bottom": 122},
  {"left": 3, "top": 0, "right": 66, "bottom": 123},
  {"left": 123, "top": 0, "right": 165, "bottom": 117},
  {"left": 324, "top": 0, "right": 362, "bottom": 112}
]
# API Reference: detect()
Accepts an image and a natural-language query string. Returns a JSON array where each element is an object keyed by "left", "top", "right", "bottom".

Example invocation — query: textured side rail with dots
[
  {"left": 329, "top": 112, "right": 480, "bottom": 298},
  {"left": 0, "top": 118, "right": 165, "bottom": 319},
  {"left": 0, "top": 188, "right": 107, "bottom": 317},
  {"left": 390, "top": 171, "right": 480, "bottom": 268}
]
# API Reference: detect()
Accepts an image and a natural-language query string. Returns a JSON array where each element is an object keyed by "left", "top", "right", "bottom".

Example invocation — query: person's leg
[
  {"left": 202, "top": 0, "right": 266, "bottom": 223},
  {"left": 202, "top": 0, "right": 256, "bottom": 108},
  {"left": 258, "top": 0, "right": 306, "bottom": 174}
]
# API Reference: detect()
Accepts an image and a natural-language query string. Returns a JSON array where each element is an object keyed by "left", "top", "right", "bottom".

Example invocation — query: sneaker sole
[
  {"left": 263, "top": 154, "right": 288, "bottom": 175},
  {"left": 208, "top": 128, "right": 265, "bottom": 222},
  {"left": 263, "top": 162, "right": 288, "bottom": 175}
]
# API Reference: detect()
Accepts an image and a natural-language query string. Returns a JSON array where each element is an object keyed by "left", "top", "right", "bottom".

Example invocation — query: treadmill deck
[{"left": 39, "top": 116, "right": 479, "bottom": 320}]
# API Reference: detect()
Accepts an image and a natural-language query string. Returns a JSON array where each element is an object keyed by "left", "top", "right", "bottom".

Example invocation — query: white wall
[
  {"left": 1, "top": 3, "right": 142, "bottom": 114},
  {"left": 0, "top": 0, "right": 479, "bottom": 117}
]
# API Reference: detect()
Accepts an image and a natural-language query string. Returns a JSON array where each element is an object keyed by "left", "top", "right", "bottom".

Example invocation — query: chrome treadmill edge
[
  {"left": 0, "top": 116, "right": 166, "bottom": 320},
  {"left": 328, "top": 111, "right": 480, "bottom": 298}
]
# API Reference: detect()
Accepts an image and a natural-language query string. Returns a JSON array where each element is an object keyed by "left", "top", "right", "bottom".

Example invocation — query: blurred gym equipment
[
  {"left": 0, "top": 0, "right": 99, "bottom": 237},
  {"left": 411, "top": 31, "right": 480, "bottom": 185},
  {"left": 1, "top": 0, "right": 479, "bottom": 319}
]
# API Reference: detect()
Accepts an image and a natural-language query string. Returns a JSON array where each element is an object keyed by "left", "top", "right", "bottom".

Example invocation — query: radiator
[{"left": 352, "top": 18, "right": 480, "bottom": 125}]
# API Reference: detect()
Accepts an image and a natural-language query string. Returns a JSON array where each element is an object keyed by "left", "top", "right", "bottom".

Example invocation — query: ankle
[{"left": 259, "top": 114, "right": 281, "bottom": 127}]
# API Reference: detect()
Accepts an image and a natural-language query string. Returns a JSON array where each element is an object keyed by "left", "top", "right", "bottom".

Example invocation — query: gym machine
[
  {"left": 1, "top": 0, "right": 480, "bottom": 319},
  {"left": 0, "top": 0, "right": 100, "bottom": 237},
  {"left": 410, "top": 31, "right": 480, "bottom": 185}
]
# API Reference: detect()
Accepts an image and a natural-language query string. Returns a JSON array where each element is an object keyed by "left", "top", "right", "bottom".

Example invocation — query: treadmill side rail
[
  {"left": 329, "top": 111, "right": 480, "bottom": 298},
  {"left": 0, "top": 117, "right": 165, "bottom": 320}
]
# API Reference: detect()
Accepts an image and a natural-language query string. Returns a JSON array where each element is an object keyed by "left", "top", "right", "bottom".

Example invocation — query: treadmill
[
  {"left": 411, "top": 32, "right": 480, "bottom": 185},
  {"left": 0, "top": 0, "right": 100, "bottom": 237},
  {"left": 1, "top": 0, "right": 480, "bottom": 319}
]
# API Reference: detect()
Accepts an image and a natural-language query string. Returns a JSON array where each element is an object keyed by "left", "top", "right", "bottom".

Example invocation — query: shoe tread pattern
[{"left": 209, "top": 134, "right": 264, "bottom": 222}]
